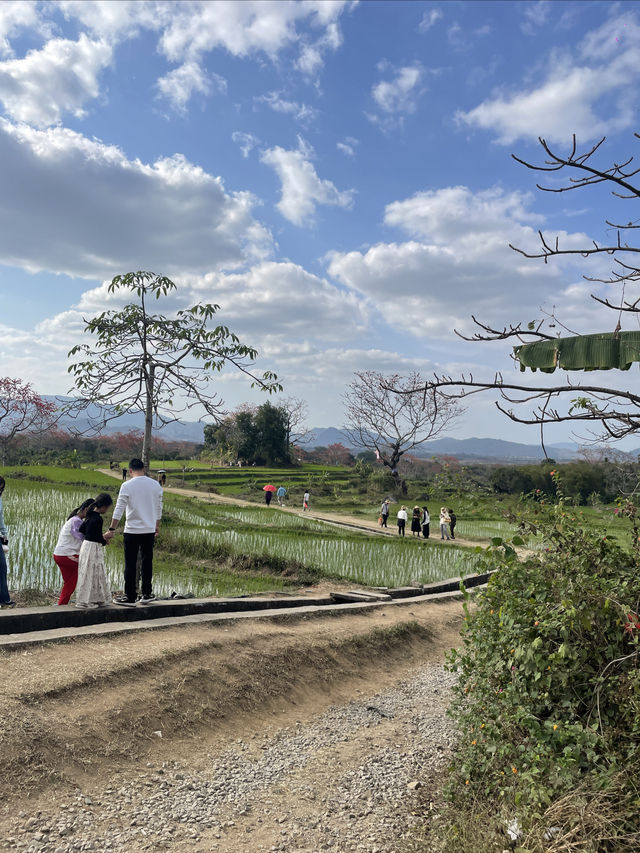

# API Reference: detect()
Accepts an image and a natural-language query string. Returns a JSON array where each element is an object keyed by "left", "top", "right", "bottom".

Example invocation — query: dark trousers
[
  {"left": 422, "top": 523, "right": 430, "bottom": 539},
  {"left": 0, "top": 546, "right": 10, "bottom": 604},
  {"left": 124, "top": 532, "right": 155, "bottom": 601},
  {"left": 381, "top": 514, "right": 388, "bottom": 528}
]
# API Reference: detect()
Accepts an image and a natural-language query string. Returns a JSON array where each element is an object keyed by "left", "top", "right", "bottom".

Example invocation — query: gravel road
[{"left": 6, "top": 664, "right": 455, "bottom": 853}]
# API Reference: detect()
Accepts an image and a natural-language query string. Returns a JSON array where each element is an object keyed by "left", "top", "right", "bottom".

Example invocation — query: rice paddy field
[
  {"left": 0, "top": 464, "right": 629, "bottom": 603},
  {"left": 0, "top": 466, "right": 487, "bottom": 601}
]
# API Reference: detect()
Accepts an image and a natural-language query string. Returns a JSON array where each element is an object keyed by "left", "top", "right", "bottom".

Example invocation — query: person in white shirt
[
  {"left": 397, "top": 505, "right": 407, "bottom": 537},
  {"left": 108, "top": 458, "right": 163, "bottom": 607}
]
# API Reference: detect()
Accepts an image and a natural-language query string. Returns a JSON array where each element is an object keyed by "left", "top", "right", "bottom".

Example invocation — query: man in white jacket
[{"left": 108, "top": 458, "right": 163, "bottom": 607}]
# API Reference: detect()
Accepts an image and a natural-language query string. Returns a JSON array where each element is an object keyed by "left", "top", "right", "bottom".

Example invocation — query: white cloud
[
  {"left": 261, "top": 137, "right": 353, "bottom": 226},
  {"left": 367, "top": 63, "right": 426, "bottom": 131},
  {"left": 157, "top": 62, "right": 226, "bottom": 112},
  {"left": 10, "top": 1, "right": 351, "bottom": 127},
  {"left": 256, "top": 91, "right": 318, "bottom": 124},
  {"left": 521, "top": 1, "right": 551, "bottom": 35},
  {"left": 186, "top": 261, "right": 368, "bottom": 341},
  {"left": 0, "top": 34, "right": 112, "bottom": 126},
  {"left": 337, "top": 136, "right": 359, "bottom": 156},
  {"left": 0, "top": 1, "right": 42, "bottom": 57},
  {"left": 295, "top": 17, "right": 344, "bottom": 77},
  {"left": 327, "top": 185, "right": 589, "bottom": 339},
  {"left": 418, "top": 8, "right": 443, "bottom": 33},
  {"left": 158, "top": 0, "right": 349, "bottom": 65},
  {"left": 232, "top": 130, "right": 260, "bottom": 158},
  {"left": 0, "top": 119, "right": 273, "bottom": 279},
  {"left": 372, "top": 64, "right": 423, "bottom": 114},
  {"left": 458, "top": 11, "right": 640, "bottom": 144},
  {"left": 55, "top": 0, "right": 162, "bottom": 40}
]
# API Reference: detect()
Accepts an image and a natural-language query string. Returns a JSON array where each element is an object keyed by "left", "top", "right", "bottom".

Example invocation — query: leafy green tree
[
  {"left": 67, "top": 271, "right": 280, "bottom": 470},
  {"left": 204, "top": 402, "right": 290, "bottom": 465},
  {"left": 253, "top": 402, "right": 290, "bottom": 465}
]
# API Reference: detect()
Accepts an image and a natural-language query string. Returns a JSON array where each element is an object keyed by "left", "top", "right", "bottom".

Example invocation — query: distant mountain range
[
  {"left": 50, "top": 398, "right": 206, "bottom": 444},
  {"left": 48, "top": 399, "right": 638, "bottom": 462}
]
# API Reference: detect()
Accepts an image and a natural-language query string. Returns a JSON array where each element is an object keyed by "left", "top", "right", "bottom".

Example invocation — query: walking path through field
[
  {"left": 0, "top": 597, "right": 463, "bottom": 853},
  {"left": 98, "top": 469, "right": 487, "bottom": 551}
]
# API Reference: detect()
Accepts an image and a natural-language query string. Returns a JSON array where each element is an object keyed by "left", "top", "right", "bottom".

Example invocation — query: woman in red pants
[{"left": 53, "top": 499, "right": 93, "bottom": 605}]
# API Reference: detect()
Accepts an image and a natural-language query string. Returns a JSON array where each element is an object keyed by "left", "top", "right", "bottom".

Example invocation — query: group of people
[
  {"left": 264, "top": 486, "right": 310, "bottom": 511},
  {"left": 380, "top": 499, "right": 457, "bottom": 540},
  {"left": 0, "top": 458, "right": 163, "bottom": 610}
]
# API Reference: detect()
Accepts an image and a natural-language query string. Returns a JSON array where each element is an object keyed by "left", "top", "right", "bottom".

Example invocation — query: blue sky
[{"left": 1, "top": 0, "right": 639, "bottom": 445}]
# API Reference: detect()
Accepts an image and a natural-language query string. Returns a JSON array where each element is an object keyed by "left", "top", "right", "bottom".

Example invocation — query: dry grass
[{"left": 523, "top": 779, "right": 640, "bottom": 853}]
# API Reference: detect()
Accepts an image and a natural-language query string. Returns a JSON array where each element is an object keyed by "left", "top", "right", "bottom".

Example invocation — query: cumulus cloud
[
  {"left": 157, "top": 62, "right": 226, "bottom": 112},
  {"left": 0, "top": 119, "right": 273, "bottom": 279},
  {"left": 458, "top": 11, "right": 640, "bottom": 144},
  {"left": 0, "top": 34, "right": 112, "bottom": 126},
  {"left": 367, "top": 63, "right": 426, "bottom": 131},
  {"left": 158, "top": 0, "right": 348, "bottom": 65},
  {"left": 261, "top": 137, "right": 353, "bottom": 226},
  {"left": 372, "top": 64, "right": 423, "bottom": 114},
  {"left": 0, "top": 1, "right": 42, "bottom": 57},
  {"left": 185, "top": 261, "right": 368, "bottom": 341},
  {"left": 2, "top": 2, "right": 352, "bottom": 123},
  {"left": 327, "top": 185, "right": 590, "bottom": 339},
  {"left": 55, "top": 0, "right": 162, "bottom": 40}
]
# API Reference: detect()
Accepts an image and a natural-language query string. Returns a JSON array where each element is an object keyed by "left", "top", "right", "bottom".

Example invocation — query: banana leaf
[{"left": 514, "top": 331, "right": 640, "bottom": 373}]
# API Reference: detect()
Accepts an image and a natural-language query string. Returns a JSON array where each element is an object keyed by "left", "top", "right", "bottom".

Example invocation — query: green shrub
[{"left": 443, "top": 481, "right": 640, "bottom": 849}]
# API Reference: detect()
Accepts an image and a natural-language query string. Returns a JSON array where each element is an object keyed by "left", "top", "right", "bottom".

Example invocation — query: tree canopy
[
  {"left": 0, "top": 377, "right": 57, "bottom": 465},
  {"left": 67, "top": 271, "right": 280, "bottom": 470},
  {"left": 204, "top": 402, "right": 291, "bottom": 466},
  {"left": 343, "top": 370, "right": 460, "bottom": 492}
]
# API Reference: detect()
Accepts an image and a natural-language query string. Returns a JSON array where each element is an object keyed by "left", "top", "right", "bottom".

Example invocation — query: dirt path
[
  {"left": 0, "top": 597, "right": 463, "bottom": 853},
  {"left": 98, "top": 468, "right": 486, "bottom": 550}
]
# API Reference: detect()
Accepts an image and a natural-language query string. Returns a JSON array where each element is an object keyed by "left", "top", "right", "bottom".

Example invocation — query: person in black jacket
[
  {"left": 76, "top": 493, "right": 113, "bottom": 609},
  {"left": 448, "top": 508, "right": 457, "bottom": 540}
]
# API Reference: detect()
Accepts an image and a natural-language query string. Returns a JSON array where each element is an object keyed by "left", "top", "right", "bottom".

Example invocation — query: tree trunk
[{"left": 142, "top": 362, "right": 155, "bottom": 473}]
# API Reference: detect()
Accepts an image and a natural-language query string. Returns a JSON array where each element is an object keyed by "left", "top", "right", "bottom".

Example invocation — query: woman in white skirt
[{"left": 76, "top": 493, "right": 113, "bottom": 609}]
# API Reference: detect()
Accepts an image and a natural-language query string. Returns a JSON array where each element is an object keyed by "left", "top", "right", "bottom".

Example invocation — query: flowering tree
[{"left": 0, "top": 377, "right": 57, "bottom": 465}]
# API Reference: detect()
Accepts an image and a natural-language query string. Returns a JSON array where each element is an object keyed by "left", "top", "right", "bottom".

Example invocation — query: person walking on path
[
  {"left": 380, "top": 498, "right": 390, "bottom": 528},
  {"left": 397, "top": 505, "right": 407, "bottom": 537},
  {"left": 448, "top": 508, "right": 457, "bottom": 540},
  {"left": 53, "top": 498, "right": 93, "bottom": 605},
  {"left": 76, "top": 493, "right": 113, "bottom": 609},
  {"left": 411, "top": 506, "right": 421, "bottom": 537},
  {"left": 0, "top": 477, "right": 15, "bottom": 608},
  {"left": 421, "top": 506, "right": 430, "bottom": 540},
  {"left": 121, "top": 467, "right": 127, "bottom": 481},
  {"left": 439, "top": 507, "right": 451, "bottom": 540},
  {"left": 110, "top": 458, "right": 163, "bottom": 607},
  {"left": 265, "top": 489, "right": 272, "bottom": 507},
  {"left": 276, "top": 486, "right": 286, "bottom": 506},
  {"left": 303, "top": 491, "right": 310, "bottom": 512}
]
